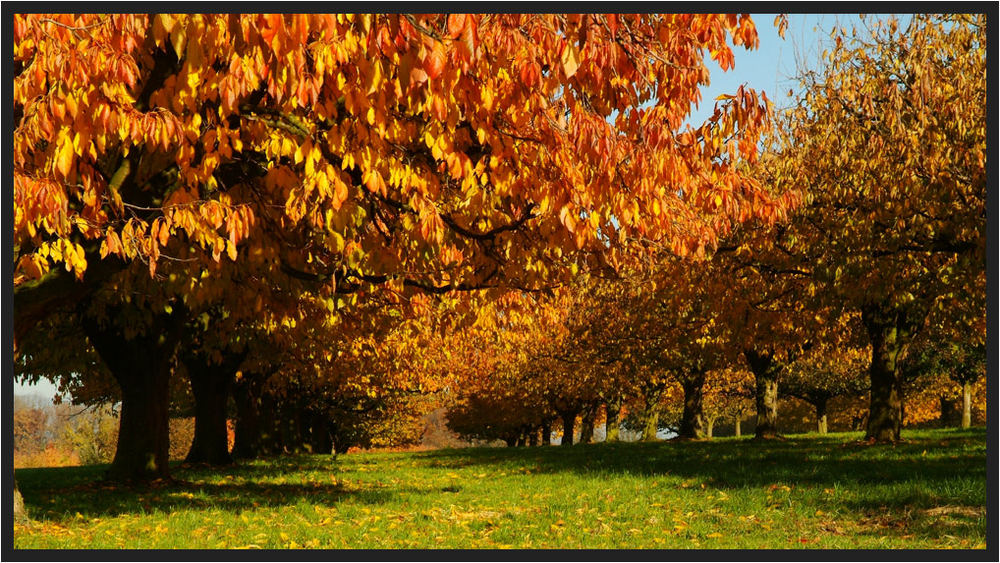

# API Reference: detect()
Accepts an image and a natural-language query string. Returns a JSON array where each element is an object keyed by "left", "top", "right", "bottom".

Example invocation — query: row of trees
[
  {"left": 12, "top": 13, "right": 985, "bottom": 485},
  {"left": 14, "top": 13, "right": 783, "bottom": 481},
  {"left": 444, "top": 13, "right": 986, "bottom": 446}
]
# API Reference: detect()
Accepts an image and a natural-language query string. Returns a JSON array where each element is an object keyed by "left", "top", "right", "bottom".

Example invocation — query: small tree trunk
[
  {"left": 515, "top": 432, "right": 526, "bottom": 447},
  {"left": 705, "top": 416, "right": 715, "bottom": 439},
  {"left": 816, "top": 398, "right": 828, "bottom": 434},
  {"left": 82, "top": 311, "right": 182, "bottom": 482},
  {"left": 528, "top": 428, "right": 539, "bottom": 447},
  {"left": 183, "top": 351, "right": 242, "bottom": 465},
  {"left": 560, "top": 411, "right": 577, "bottom": 446},
  {"left": 14, "top": 479, "right": 26, "bottom": 522},
  {"left": 605, "top": 399, "right": 621, "bottom": 443},
  {"left": 961, "top": 381, "right": 972, "bottom": 429},
  {"left": 541, "top": 421, "right": 552, "bottom": 446},
  {"left": 862, "top": 304, "right": 917, "bottom": 442},
  {"left": 744, "top": 349, "right": 781, "bottom": 439},
  {"left": 677, "top": 371, "right": 707, "bottom": 439},
  {"left": 642, "top": 410, "right": 659, "bottom": 441},
  {"left": 258, "top": 393, "right": 284, "bottom": 455},
  {"left": 939, "top": 395, "right": 955, "bottom": 427},
  {"left": 579, "top": 404, "right": 596, "bottom": 445},
  {"left": 308, "top": 412, "right": 333, "bottom": 455},
  {"left": 734, "top": 418, "right": 742, "bottom": 437},
  {"left": 232, "top": 375, "right": 264, "bottom": 459}
]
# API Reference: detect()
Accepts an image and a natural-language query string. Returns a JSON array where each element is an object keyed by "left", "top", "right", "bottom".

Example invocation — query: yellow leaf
[
  {"left": 55, "top": 131, "right": 74, "bottom": 177},
  {"left": 561, "top": 44, "right": 580, "bottom": 79}
]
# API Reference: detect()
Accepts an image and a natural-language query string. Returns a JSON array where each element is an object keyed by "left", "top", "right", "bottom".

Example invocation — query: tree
[
  {"left": 781, "top": 342, "right": 869, "bottom": 434},
  {"left": 58, "top": 404, "right": 120, "bottom": 465},
  {"left": 774, "top": 14, "right": 986, "bottom": 441},
  {"left": 14, "top": 13, "right": 785, "bottom": 480}
]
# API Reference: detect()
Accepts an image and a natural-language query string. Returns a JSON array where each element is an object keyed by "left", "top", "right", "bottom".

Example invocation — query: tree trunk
[
  {"left": 559, "top": 411, "right": 577, "bottom": 446},
  {"left": 14, "top": 478, "right": 26, "bottom": 522},
  {"left": 677, "top": 371, "right": 707, "bottom": 439},
  {"left": 605, "top": 399, "right": 621, "bottom": 442},
  {"left": 541, "top": 421, "right": 552, "bottom": 446},
  {"left": 744, "top": 349, "right": 781, "bottom": 439},
  {"left": 232, "top": 375, "right": 264, "bottom": 459},
  {"left": 962, "top": 381, "right": 972, "bottom": 429},
  {"left": 734, "top": 417, "right": 742, "bottom": 437},
  {"left": 82, "top": 311, "right": 182, "bottom": 482},
  {"left": 815, "top": 398, "right": 828, "bottom": 434},
  {"left": 183, "top": 352, "right": 242, "bottom": 465},
  {"left": 281, "top": 404, "right": 305, "bottom": 454},
  {"left": 308, "top": 411, "right": 333, "bottom": 454},
  {"left": 861, "top": 304, "right": 919, "bottom": 442},
  {"left": 705, "top": 416, "right": 715, "bottom": 439},
  {"left": 579, "top": 404, "right": 596, "bottom": 444},
  {"left": 528, "top": 428, "right": 539, "bottom": 447},
  {"left": 642, "top": 409, "right": 659, "bottom": 441}
]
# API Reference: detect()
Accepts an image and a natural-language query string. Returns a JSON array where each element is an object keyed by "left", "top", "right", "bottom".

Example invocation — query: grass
[{"left": 12, "top": 427, "right": 988, "bottom": 550}]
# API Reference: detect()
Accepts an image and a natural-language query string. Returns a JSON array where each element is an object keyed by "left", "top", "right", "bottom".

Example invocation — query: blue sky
[{"left": 688, "top": 13, "right": 883, "bottom": 125}]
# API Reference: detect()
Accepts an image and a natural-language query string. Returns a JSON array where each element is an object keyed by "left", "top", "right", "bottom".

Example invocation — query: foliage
[
  {"left": 57, "top": 404, "right": 120, "bottom": 466},
  {"left": 13, "top": 13, "right": 783, "bottom": 331}
]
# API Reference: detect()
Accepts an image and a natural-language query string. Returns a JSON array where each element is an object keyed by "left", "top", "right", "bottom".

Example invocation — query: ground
[{"left": 12, "top": 427, "right": 987, "bottom": 550}]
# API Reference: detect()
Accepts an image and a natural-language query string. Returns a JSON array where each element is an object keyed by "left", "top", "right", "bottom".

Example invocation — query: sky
[
  {"left": 12, "top": 13, "right": 906, "bottom": 404},
  {"left": 688, "top": 13, "right": 893, "bottom": 125}
]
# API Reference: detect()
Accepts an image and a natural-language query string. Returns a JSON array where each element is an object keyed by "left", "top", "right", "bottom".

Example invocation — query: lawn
[{"left": 12, "top": 427, "right": 987, "bottom": 550}]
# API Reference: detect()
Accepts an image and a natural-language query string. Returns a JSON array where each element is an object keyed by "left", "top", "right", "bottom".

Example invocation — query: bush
[{"left": 57, "top": 404, "right": 118, "bottom": 465}]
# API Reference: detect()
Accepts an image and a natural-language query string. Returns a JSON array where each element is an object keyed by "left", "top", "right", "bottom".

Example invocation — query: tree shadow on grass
[
  {"left": 15, "top": 454, "right": 409, "bottom": 521},
  {"left": 404, "top": 429, "right": 986, "bottom": 506}
]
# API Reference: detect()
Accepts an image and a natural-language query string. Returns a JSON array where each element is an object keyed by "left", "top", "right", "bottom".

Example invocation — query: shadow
[
  {"left": 14, "top": 454, "right": 413, "bottom": 521},
  {"left": 399, "top": 428, "right": 986, "bottom": 506},
  {"left": 15, "top": 429, "right": 985, "bottom": 528}
]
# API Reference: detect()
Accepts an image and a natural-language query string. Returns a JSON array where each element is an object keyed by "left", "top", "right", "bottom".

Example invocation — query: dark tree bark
[
  {"left": 961, "top": 382, "right": 972, "bottom": 429},
  {"left": 541, "top": 421, "right": 552, "bottom": 446},
  {"left": 939, "top": 395, "right": 956, "bottom": 427},
  {"left": 677, "top": 370, "right": 707, "bottom": 439},
  {"left": 861, "top": 303, "right": 923, "bottom": 442},
  {"left": 259, "top": 393, "right": 285, "bottom": 455},
  {"left": 559, "top": 410, "right": 578, "bottom": 446},
  {"left": 579, "top": 403, "right": 597, "bottom": 444},
  {"left": 307, "top": 411, "right": 333, "bottom": 454},
  {"left": 744, "top": 349, "right": 782, "bottom": 439},
  {"left": 82, "top": 308, "right": 184, "bottom": 482},
  {"left": 232, "top": 373, "right": 265, "bottom": 459},
  {"left": 182, "top": 350, "right": 244, "bottom": 465}
]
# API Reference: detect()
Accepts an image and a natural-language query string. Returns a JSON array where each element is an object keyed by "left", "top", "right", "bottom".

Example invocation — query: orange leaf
[
  {"left": 447, "top": 14, "right": 467, "bottom": 39},
  {"left": 424, "top": 42, "right": 447, "bottom": 79}
]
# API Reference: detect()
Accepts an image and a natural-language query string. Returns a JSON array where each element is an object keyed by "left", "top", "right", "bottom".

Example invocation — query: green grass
[{"left": 13, "top": 427, "right": 987, "bottom": 550}]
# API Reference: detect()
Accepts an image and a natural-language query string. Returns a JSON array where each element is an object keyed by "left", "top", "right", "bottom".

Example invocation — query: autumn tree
[
  {"left": 774, "top": 14, "right": 986, "bottom": 441},
  {"left": 14, "top": 13, "right": 785, "bottom": 480},
  {"left": 781, "top": 342, "right": 869, "bottom": 434}
]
